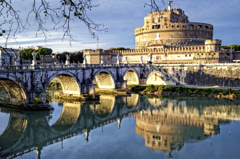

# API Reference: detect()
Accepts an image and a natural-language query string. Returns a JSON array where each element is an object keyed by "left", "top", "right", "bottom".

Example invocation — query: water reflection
[{"left": 0, "top": 95, "right": 240, "bottom": 158}]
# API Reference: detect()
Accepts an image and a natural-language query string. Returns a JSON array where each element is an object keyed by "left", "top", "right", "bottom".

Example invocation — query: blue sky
[{"left": 0, "top": 0, "right": 239, "bottom": 52}]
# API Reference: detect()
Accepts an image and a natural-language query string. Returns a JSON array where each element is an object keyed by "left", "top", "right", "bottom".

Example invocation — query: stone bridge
[{"left": 0, "top": 63, "right": 177, "bottom": 106}]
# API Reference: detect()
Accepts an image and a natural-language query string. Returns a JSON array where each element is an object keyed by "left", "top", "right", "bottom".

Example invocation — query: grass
[{"left": 128, "top": 85, "right": 240, "bottom": 99}]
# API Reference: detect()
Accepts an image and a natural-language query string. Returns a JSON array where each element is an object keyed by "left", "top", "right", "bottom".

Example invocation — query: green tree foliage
[
  {"left": 19, "top": 48, "right": 52, "bottom": 60},
  {"left": 35, "top": 48, "right": 53, "bottom": 59},
  {"left": 57, "top": 52, "right": 69, "bottom": 63},
  {"left": 114, "top": 47, "right": 130, "bottom": 50},
  {"left": 57, "top": 51, "right": 83, "bottom": 63},
  {"left": 19, "top": 48, "right": 35, "bottom": 60},
  {"left": 70, "top": 52, "right": 83, "bottom": 63},
  {"left": 229, "top": 45, "right": 240, "bottom": 51}
]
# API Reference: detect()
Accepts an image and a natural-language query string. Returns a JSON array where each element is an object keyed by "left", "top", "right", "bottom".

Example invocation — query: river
[{"left": 0, "top": 94, "right": 240, "bottom": 159}]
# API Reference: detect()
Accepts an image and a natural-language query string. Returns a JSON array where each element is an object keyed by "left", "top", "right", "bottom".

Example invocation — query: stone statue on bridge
[
  {"left": 31, "top": 52, "right": 38, "bottom": 67},
  {"left": 14, "top": 53, "right": 20, "bottom": 66},
  {"left": 65, "top": 54, "right": 70, "bottom": 65},
  {"left": 117, "top": 54, "right": 120, "bottom": 64},
  {"left": 125, "top": 56, "right": 128, "bottom": 64},
  {"left": 83, "top": 54, "right": 87, "bottom": 64},
  {"left": 140, "top": 56, "right": 143, "bottom": 64}
]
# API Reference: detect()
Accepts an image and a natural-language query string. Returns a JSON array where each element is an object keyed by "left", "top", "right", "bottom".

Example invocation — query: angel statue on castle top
[{"left": 168, "top": 0, "right": 173, "bottom": 10}]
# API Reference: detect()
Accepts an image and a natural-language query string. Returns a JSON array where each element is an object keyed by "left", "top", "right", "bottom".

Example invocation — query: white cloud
[{"left": 0, "top": 0, "right": 239, "bottom": 52}]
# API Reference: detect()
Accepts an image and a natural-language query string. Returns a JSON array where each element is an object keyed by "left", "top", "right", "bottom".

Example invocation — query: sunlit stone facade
[
  {"left": 135, "top": 8, "right": 213, "bottom": 49},
  {"left": 84, "top": 7, "right": 234, "bottom": 64}
]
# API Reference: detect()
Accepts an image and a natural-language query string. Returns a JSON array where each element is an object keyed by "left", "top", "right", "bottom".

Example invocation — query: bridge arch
[
  {"left": 50, "top": 102, "right": 81, "bottom": 132},
  {"left": 122, "top": 94, "right": 140, "bottom": 110},
  {"left": 123, "top": 68, "right": 140, "bottom": 85},
  {"left": 0, "top": 78, "right": 27, "bottom": 104},
  {"left": 90, "top": 95, "right": 115, "bottom": 120},
  {"left": 0, "top": 114, "right": 28, "bottom": 151},
  {"left": 146, "top": 70, "right": 176, "bottom": 85},
  {"left": 46, "top": 72, "right": 81, "bottom": 96},
  {"left": 92, "top": 70, "right": 115, "bottom": 89}
]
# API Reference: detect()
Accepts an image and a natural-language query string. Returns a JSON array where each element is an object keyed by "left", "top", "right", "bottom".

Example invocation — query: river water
[{"left": 0, "top": 94, "right": 240, "bottom": 159}]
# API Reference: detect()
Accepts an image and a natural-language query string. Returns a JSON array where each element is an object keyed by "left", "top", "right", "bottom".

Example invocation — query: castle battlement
[
  {"left": 84, "top": 6, "right": 229, "bottom": 65},
  {"left": 135, "top": 7, "right": 213, "bottom": 49}
]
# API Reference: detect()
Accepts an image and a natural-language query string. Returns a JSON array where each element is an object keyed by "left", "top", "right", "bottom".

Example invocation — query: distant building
[{"left": 0, "top": 47, "right": 19, "bottom": 66}]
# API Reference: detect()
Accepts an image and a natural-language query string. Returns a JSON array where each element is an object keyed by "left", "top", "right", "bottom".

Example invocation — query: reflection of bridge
[
  {"left": 0, "top": 64, "right": 176, "bottom": 105},
  {"left": 0, "top": 94, "right": 158, "bottom": 158},
  {"left": 1, "top": 96, "right": 240, "bottom": 158}
]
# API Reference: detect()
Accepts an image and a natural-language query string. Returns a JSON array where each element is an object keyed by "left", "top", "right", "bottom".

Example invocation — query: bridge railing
[{"left": 0, "top": 63, "right": 147, "bottom": 72}]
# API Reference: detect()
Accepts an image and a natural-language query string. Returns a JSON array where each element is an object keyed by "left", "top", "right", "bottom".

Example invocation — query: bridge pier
[{"left": 115, "top": 80, "right": 127, "bottom": 89}]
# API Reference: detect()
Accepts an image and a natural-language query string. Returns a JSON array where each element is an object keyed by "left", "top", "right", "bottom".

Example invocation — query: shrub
[{"left": 33, "top": 98, "right": 42, "bottom": 105}]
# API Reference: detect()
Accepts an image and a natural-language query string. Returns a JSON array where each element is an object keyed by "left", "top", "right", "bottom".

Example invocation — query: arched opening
[
  {"left": 123, "top": 94, "right": 139, "bottom": 109},
  {"left": 147, "top": 97, "right": 166, "bottom": 107},
  {"left": 146, "top": 70, "right": 167, "bottom": 85},
  {"left": 124, "top": 70, "right": 139, "bottom": 85},
  {"left": 0, "top": 78, "right": 27, "bottom": 105},
  {"left": 188, "top": 24, "right": 194, "bottom": 28},
  {"left": 93, "top": 71, "right": 115, "bottom": 89},
  {"left": 90, "top": 95, "right": 115, "bottom": 119},
  {"left": 50, "top": 102, "right": 81, "bottom": 132},
  {"left": 46, "top": 74, "right": 81, "bottom": 101},
  {"left": 0, "top": 112, "right": 10, "bottom": 136},
  {"left": 0, "top": 114, "right": 27, "bottom": 150}
]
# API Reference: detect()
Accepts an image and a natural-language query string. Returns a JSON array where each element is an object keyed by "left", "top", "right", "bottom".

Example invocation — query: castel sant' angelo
[{"left": 84, "top": 1, "right": 232, "bottom": 64}]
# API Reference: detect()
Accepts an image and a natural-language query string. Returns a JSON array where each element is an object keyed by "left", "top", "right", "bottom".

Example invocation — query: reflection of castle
[
  {"left": 135, "top": 99, "right": 240, "bottom": 153},
  {"left": 84, "top": 3, "right": 236, "bottom": 64}
]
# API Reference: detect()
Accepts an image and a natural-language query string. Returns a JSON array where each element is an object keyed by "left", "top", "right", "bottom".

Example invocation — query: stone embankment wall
[{"left": 157, "top": 64, "right": 240, "bottom": 87}]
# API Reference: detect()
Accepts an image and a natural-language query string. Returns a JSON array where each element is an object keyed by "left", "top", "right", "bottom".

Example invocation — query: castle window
[
  {"left": 205, "top": 26, "right": 209, "bottom": 29},
  {"left": 185, "top": 54, "right": 187, "bottom": 57},
  {"left": 189, "top": 54, "right": 191, "bottom": 56},
  {"left": 188, "top": 25, "right": 194, "bottom": 28},
  {"left": 172, "top": 25, "right": 174, "bottom": 28},
  {"left": 197, "top": 25, "right": 202, "bottom": 29},
  {"left": 146, "top": 20, "right": 149, "bottom": 23},
  {"left": 158, "top": 18, "right": 160, "bottom": 22},
  {"left": 152, "top": 24, "right": 161, "bottom": 29},
  {"left": 182, "top": 25, "right": 185, "bottom": 28},
  {"left": 152, "top": 18, "right": 155, "bottom": 23},
  {"left": 177, "top": 25, "right": 179, "bottom": 28}
]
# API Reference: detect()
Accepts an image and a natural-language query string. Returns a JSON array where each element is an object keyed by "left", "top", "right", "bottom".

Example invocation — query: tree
[
  {"left": 19, "top": 48, "right": 35, "bottom": 60},
  {"left": 229, "top": 45, "right": 240, "bottom": 51},
  {"left": 0, "top": 0, "right": 106, "bottom": 46},
  {"left": 35, "top": 48, "right": 53, "bottom": 59},
  {"left": 0, "top": 0, "right": 163, "bottom": 46},
  {"left": 114, "top": 47, "right": 130, "bottom": 50},
  {"left": 19, "top": 48, "right": 52, "bottom": 60}
]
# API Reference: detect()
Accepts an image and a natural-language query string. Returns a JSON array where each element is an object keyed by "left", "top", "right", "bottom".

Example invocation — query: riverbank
[
  {"left": 0, "top": 101, "right": 53, "bottom": 111},
  {"left": 128, "top": 85, "right": 240, "bottom": 100}
]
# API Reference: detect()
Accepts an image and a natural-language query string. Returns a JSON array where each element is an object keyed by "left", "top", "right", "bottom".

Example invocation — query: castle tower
[
  {"left": 134, "top": 7, "right": 213, "bottom": 49},
  {"left": 205, "top": 39, "right": 222, "bottom": 52}
]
